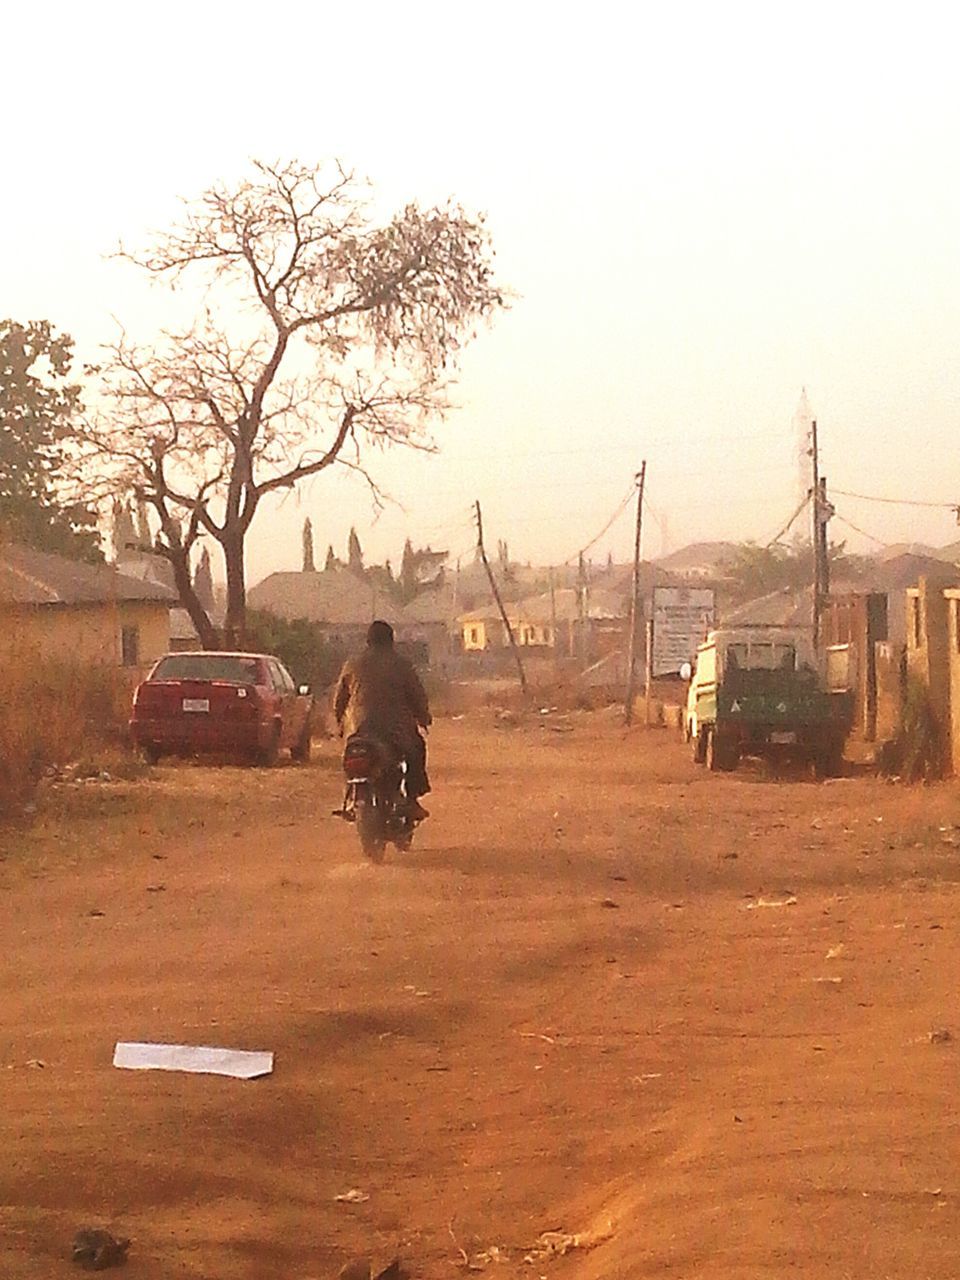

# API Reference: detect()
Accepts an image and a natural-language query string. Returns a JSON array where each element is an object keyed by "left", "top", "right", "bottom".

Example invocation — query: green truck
[{"left": 684, "top": 626, "right": 852, "bottom": 775}]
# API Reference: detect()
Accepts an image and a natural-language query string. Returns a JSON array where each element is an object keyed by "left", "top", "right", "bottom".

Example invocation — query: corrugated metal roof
[
  {"left": 247, "top": 567, "right": 407, "bottom": 626},
  {"left": 459, "top": 586, "right": 628, "bottom": 626},
  {"left": 722, "top": 589, "right": 813, "bottom": 628},
  {"left": 0, "top": 543, "right": 176, "bottom": 607}
]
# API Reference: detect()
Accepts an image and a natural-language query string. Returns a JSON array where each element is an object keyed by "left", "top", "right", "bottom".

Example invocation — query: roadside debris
[
  {"left": 743, "top": 895, "right": 797, "bottom": 910},
  {"left": 600, "top": 898, "right": 620, "bottom": 909},
  {"left": 72, "top": 1227, "right": 129, "bottom": 1270},
  {"left": 338, "top": 1259, "right": 371, "bottom": 1280},
  {"left": 334, "top": 1188, "right": 370, "bottom": 1204},
  {"left": 929, "top": 1028, "right": 953, "bottom": 1045},
  {"left": 338, "top": 1259, "right": 404, "bottom": 1279},
  {"left": 457, "top": 1244, "right": 508, "bottom": 1270},
  {"left": 523, "top": 1221, "right": 614, "bottom": 1263},
  {"left": 113, "top": 1042, "right": 273, "bottom": 1079}
]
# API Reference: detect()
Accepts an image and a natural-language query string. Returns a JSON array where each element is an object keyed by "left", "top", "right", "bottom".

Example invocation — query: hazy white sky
[{"left": 5, "top": 0, "right": 960, "bottom": 582}]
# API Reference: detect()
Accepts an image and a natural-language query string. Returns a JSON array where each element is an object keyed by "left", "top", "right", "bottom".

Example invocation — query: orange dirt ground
[{"left": 3, "top": 709, "right": 960, "bottom": 1279}]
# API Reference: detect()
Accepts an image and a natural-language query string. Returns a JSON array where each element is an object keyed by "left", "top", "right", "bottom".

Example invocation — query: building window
[
  {"left": 911, "top": 598, "right": 922, "bottom": 650},
  {"left": 469, "top": 627, "right": 479, "bottom": 645},
  {"left": 121, "top": 625, "right": 140, "bottom": 667}
]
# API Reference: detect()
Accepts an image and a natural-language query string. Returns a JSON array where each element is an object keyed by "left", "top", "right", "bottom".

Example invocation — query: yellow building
[
  {"left": 459, "top": 587, "right": 625, "bottom": 653},
  {"left": 0, "top": 543, "right": 174, "bottom": 674}
]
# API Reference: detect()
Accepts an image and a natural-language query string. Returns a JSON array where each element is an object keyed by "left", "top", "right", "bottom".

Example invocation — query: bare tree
[{"left": 74, "top": 160, "right": 505, "bottom": 644}]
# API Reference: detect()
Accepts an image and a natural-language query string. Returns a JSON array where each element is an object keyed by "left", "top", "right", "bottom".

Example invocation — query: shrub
[
  {"left": 882, "top": 677, "right": 945, "bottom": 782},
  {"left": 0, "top": 656, "right": 131, "bottom": 818}
]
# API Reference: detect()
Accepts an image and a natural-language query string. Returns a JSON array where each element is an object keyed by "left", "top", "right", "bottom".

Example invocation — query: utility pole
[
  {"left": 577, "top": 552, "right": 587, "bottom": 666},
  {"left": 644, "top": 617, "right": 655, "bottom": 727},
  {"left": 810, "top": 419, "right": 821, "bottom": 653},
  {"left": 624, "top": 462, "right": 647, "bottom": 725},
  {"left": 475, "top": 500, "right": 527, "bottom": 694},
  {"left": 819, "top": 475, "right": 830, "bottom": 599},
  {"left": 549, "top": 566, "right": 559, "bottom": 671}
]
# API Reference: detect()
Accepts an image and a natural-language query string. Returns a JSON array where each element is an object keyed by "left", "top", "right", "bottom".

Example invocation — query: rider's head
[{"left": 367, "top": 619, "right": 395, "bottom": 649}]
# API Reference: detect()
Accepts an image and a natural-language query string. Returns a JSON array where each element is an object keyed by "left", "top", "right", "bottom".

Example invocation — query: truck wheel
[
  {"left": 707, "top": 730, "right": 736, "bottom": 772},
  {"left": 814, "top": 744, "right": 844, "bottom": 779}
]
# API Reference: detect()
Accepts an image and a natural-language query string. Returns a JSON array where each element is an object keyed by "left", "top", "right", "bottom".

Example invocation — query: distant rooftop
[
  {"left": 248, "top": 566, "right": 407, "bottom": 626},
  {"left": 0, "top": 542, "right": 176, "bottom": 607}
]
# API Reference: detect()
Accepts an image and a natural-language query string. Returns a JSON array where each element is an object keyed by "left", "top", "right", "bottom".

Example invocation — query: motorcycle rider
[{"left": 333, "top": 620, "right": 432, "bottom": 820}]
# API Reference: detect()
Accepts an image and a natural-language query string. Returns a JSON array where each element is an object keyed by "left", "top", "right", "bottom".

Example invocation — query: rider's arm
[
  {"left": 332, "top": 665, "right": 351, "bottom": 732},
  {"left": 405, "top": 663, "right": 432, "bottom": 729}
]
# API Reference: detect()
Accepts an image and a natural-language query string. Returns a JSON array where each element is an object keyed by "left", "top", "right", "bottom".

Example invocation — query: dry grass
[{"left": 0, "top": 654, "right": 134, "bottom": 819}]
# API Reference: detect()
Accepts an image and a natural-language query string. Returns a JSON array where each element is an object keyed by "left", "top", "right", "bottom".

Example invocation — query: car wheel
[
  {"left": 291, "top": 721, "right": 312, "bottom": 764},
  {"left": 256, "top": 724, "right": 281, "bottom": 768}
]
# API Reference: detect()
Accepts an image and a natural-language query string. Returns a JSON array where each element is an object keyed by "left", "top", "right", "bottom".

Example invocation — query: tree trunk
[
  {"left": 165, "top": 543, "right": 219, "bottom": 649},
  {"left": 222, "top": 534, "right": 247, "bottom": 648}
]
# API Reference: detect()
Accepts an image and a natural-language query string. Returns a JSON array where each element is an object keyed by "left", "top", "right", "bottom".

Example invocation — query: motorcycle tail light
[{"left": 344, "top": 746, "right": 377, "bottom": 778}]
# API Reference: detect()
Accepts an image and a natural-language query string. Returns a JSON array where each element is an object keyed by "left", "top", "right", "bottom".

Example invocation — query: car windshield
[
  {"left": 725, "top": 642, "right": 796, "bottom": 672},
  {"left": 151, "top": 654, "right": 260, "bottom": 684}
]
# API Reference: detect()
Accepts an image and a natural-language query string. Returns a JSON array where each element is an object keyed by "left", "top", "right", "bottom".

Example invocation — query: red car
[{"left": 130, "top": 651, "right": 314, "bottom": 766}]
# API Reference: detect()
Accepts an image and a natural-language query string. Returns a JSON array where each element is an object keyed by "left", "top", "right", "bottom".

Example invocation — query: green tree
[
  {"left": 722, "top": 539, "right": 861, "bottom": 609},
  {"left": 0, "top": 319, "right": 101, "bottom": 560},
  {"left": 347, "top": 527, "right": 364, "bottom": 575},
  {"left": 400, "top": 538, "right": 416, "bottom": 601},
  {"left": 302, "top": 518, "right": 316, "bottom": 572}
]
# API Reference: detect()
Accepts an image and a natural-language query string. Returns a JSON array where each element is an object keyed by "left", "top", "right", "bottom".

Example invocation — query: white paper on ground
[{"left": 113, "top": 1042, "right": 273, "bottom": 1079}]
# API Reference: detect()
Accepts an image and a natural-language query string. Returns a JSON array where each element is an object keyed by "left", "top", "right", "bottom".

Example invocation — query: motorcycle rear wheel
[{"left": 356, "top": 796, "right": 386, "bottom": 863}]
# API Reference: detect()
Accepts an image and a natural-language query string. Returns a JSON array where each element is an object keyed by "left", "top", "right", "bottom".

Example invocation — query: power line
[
  {"left": 559, "top": 482, "right": 637, "bottom": 566},
  {"left": 832, "top": 510, "right": 895, "bottom": 547},
  {"left": 764, "top": 493, "right": 811, "bottom": 548}
]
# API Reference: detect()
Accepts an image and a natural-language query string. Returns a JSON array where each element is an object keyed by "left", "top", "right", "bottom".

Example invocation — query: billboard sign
[{"left": 652, "top": 586, "right": 715, "bottom": 676}]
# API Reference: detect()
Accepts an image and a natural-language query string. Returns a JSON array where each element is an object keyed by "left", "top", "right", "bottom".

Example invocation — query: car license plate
[
  {"left": 182, "top": 698, "right": 210, "bottom": 713},
  {"left": 770, "top": 731, "right": 796, "bottom": 745}
]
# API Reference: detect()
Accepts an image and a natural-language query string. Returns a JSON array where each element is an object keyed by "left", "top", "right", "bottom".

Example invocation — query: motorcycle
[{"left": 334, "top": 730, "right": 417, "bottom": 862}]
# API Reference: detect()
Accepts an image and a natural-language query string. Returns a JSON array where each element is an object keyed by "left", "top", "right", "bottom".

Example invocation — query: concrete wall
[
  {"left": 874, "top": 641, "right": 904, "bottom": 745},
  {"left": 945, "top": 590, "right": 960, "bottom": 773},
  {"left": 3, "top": 600, "right": 170, "bottom": 676},
  {"left": 906, "top": 580, "right": 952, "bottom": 768},
  {"left": 822, "top": 593, "right": 888, "bottom": 740}
]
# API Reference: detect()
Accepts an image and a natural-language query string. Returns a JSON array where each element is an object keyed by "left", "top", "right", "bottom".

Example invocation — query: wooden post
[
  {"left": 811, "top": 419, "right": 821, "bottom": 654},
  {"left": 577, "top": 552, "right": 587, "bottom": 666},
  {"left": 819, "top": 475, "right": 830, "bottom": 599},
  {"left": 549, "top": 566, "right": 559, "bottom": 673},
  {"left": 624, "top": 462, "right": 647, "bottom": 725},
  {"left": 475, "top": 500, "right": 527, "bottom": 694},
  {"left": 644, "top": 617, "right": 654, "bottom": 726}
]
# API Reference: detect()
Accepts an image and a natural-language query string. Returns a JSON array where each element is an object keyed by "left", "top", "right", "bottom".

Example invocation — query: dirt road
[{"left": 3, "top": 710, "right": 960, "bottom": 1278}]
